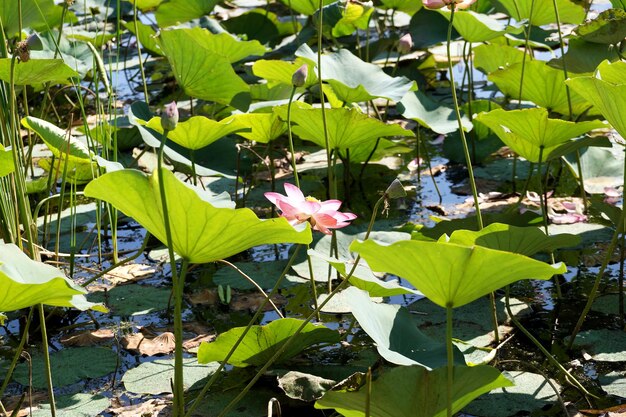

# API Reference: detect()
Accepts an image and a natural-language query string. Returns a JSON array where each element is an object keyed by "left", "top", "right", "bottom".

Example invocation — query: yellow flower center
[{"left": 305, "top": 196, "right": 320, "bottom": 203}]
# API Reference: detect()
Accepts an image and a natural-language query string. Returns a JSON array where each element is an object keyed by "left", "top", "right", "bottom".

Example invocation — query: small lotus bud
[
  {"left": 292, "top": 64, "right": 308, "bottom": 88},
  {"left": 385, "top": 179, "right": 406, "bottom": 199},
  {"left": 397, "top": 33, "right": 413, "bottom": 54},
  {"left": 161, "top": 101, "right": 179, "bottom": 131}
]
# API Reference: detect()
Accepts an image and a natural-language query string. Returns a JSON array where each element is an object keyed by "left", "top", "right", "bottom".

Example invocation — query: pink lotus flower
[
  {"left": 265, "top": 183, "right": 356, "bottom": 235},
  {"left": 423, "top": 0, "right": 476, "bottom": 9}
]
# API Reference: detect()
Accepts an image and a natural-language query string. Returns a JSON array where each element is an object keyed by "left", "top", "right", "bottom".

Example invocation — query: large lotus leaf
[
  {"left": 222, "top": 9, "right": 300, "bottom": 46},
  {"left": 446, "top": 223, "right": 579, "bottom": 256},
  {"left": 599, "top": 371, "right": 626, "bottom": 397},
  {"left": 566, "top": 60, "right": 626, "bottom": 140},
  {"left": 0, "top": 59, "right": 78, "bottom": 85},
  {"left": 13, "top": 347, "right": 117, "bottom": 388},
  {"left": 277, "top": 0, "right": 335, "bottom": 16},
  {"left": 573, "top": 329, "right": 626, "bottom": 362},
  {"left": 611, "top": 0, "right": 626, "bottom": 9},
  {"left": 22, "top": 116, "right": 92, "bottom": 162},
  {"left": 252, "top": 59, "right": 317, "bottom": 88},
  {"left": 344, "top": 287, "right": 462, "bottom": 368},
  {"left": 197, "top": 318, "right": 340, "bottom": 367},
  {"left": 409, "top": 8, "right": 459, "bottom": 49},
  {"left": 123, "top": 20, "right": 161, "bottom": 55},
  {"left": 31, "top": 393, "right": 109, "bottom": 417},
  {"left": 155, "top": 0, "right": 219, "bottom": 27},
  {"left": 475, "top": 108, "right": 605, "bottom": 163},
  {"left": 398, "top": 90, "right": 472, "bottom": 135},
  {"left": 84, "top": 169, "right": 311, "bottom": 263},
  {"left": 30, "top": 31, "right": 93, "bottom": 78},
  {"left": 316, "top": 0, "right": 374, "bottom": 38},
  {"left": 144, "top": 115, "right": 247, "bottom": 150},
  {"left": 380, "top": 0, "right": 422, "bottom": 15},
  {"left": 563, "top": 145, "right": 624, "bottom": 194},
  {"left": 89, "top": 284, "right": 170, "bottom": 316},
  {"left": 275, "top": 106, "right": 413, "bottom": 150},
  {"left": 129, "top": 0, "right": 163, "bottom": 11},
  {"left": 224, "top": 112, "right": 287, "bottom": 143},
  {"left": 489, "top": 60, "right": 594, "bottom": 116},
  {"left": 493, "top": 0, "right": 585, "bottom": 26},
  {"left": 473, "top": 43, "right": 526, "bottom": 74},
  {"left": 296, "top": 44, "right": 416, "bottom": 103},
  {"left": 315, "top": 365, "right": 513, "bottom": 417},
  {"left": 351, "top": 239, "right": 566, "bottom": 308},
  {"left": 213, "top": 260, "right": 306, "bottom": 290},
  {"left": 157, "top": 29, "right": 250, "bottom": 109},
  {"left": 308, "top": 250, "right": 419, "bottom": 297},
  {"left": 0, "top": 242, "right": 106, "bottom": 312},
  {"left": 123, "top": 358, "right": 220, "bottom": 394},
  {"left": 576, "top": 8, "right": 626, "bottom": 44},
  {"left": 0, "top": 0, "right": 69, "bottom": 36},
  {"left": 0, "top": 144, "right": 14, "bottom": 177},
  {"left": 549, "top": 37, "right": 620, "bottom": 75},
  {"left": 436, "top": 9, "right": 519, "bottom": 42}
]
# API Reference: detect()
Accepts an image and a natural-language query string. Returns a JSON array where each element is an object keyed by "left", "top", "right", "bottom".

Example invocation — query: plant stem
[
  {"left": 38, "top": 304, "right": 56, "bottom": 417},
  {"left": 286, "top": 85, "right": 300, "bottom": 188},
  {"left": 132, "top": 1, "right": 150, "bottom": 104},
  {"left": 0, "top": 307, "right": 33, "bottom": 400},
  {"left": 316, "top": 0, "right": 334, "bottom": 199},
  {"left": 446, "top": 304, "right": 454, "bottom": 417}
]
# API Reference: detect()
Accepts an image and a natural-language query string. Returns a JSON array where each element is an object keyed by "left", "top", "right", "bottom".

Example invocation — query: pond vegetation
[{"left": 0, "top": 0, "right": 625, "bottom": 416}]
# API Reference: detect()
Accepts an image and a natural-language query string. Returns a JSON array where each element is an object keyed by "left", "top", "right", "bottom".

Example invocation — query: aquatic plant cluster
[{"left": 0, "top": 0, "right": 625, "bottom": 416}]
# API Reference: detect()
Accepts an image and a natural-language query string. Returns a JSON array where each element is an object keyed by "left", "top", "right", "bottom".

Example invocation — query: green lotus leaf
[
  {"left": 276, "top": 0, "right": 335, "bottom": 16},
  {"left": 566, "top": 60, "right": 626, "bottom": 140},
  {"left": 489, "top": 60, "right": 593, "bottom": 116},
  {"left": 123, "top": 358, "right": 219, "bottom": 395},
  {"left": 30, "top": 393, "right": 109, "bottom": 417},
  {"left": 315, "top": 365, "right": 514, "bottom": 417},
  {"left": 224, "top": 112, "right": 287, "bottom": 143},
  {"left": 0, "top": 144, "right": 14, "bottom": 177},
  {"left": 0, "top": 59, "right": 78, "bottom": 85},
  {"left": 252, "top": 59, "right": 317, "bottom": 88},
  {"left": 563, "top": 145, "right": 624, "bottom": 194},
  {"left": 84, "top": 168, "right": 312, "bottom": 263},
  {"left": 343, "top": 287, "right": 462, "bottom": 368},
  {"left": 473, "top": 43, "right": 526, "bottom": 74},
  {"left": 351, "top": 239, "right": 566, "bottom": 308},
  {"left": 493, "top": 0, "right": 585, "bottom": 26},
  {"left": 129, "top": 0, "right": 163, "bottom": 10},
  {"left": 22, "top": 116, "right": 92, "bottom": 162},
  {"left": 275, "top": 106, "right": 413, "bottom": 150},
  {"left": 157, "top": 28, "right": 250, "bottom": 109},
  {"left": 437, "top": 9, "right": 521, "bottom": 42},
  {"left": 144, "top": 115, "right": 247, "bottom": 150},
  {"left": 316, "top": 0, "right": 374, "bottom": 38},
  {"left": 575, "top": 8, "right": 626, "bottom": 44},
  {"left": 155, "top": 0, "right": 219, "bottom": 27},
  {"left": 197, "top": 318, "right": 340, "bottom": 367},
  {"left": 379, "top": 0, "right": 422, "bottom": 15},
  {"left": 398, "top": 90, "right": 472, "bottom": 135},
  {"left": 308, "top": 250, "right": 420, "bottom": 297},
  {"left": 549, "top": 37, "right": 620, "bottom": 75},
  {"left": 222, "top": 9, "right": 300, "bottom": 46},
  {"left": 475, "top": 108, "right": 605, "bottom": 163},
  {"left": 446, "top": 223, "right": 580, "bottom": 256},
  {"left": 123, "top": 20, "right": 161, "bottom": 55},
  {"left": 30, "top": 31, "right": 93, "bottom": 78},
  {"left": 296, "top": 44, "right": 416, "bottom": 103},
  {"left": 0, "top": 0, "right": 70, "bottom": 36},
  {"left": 0, "top": 242, "right": 107, "bottom": 312},
  {"left": 610, "top": 0, "right": 626, "bottom": 9},
  {"left": 409, "top": 8, "right": 458, "bottom": 49}
]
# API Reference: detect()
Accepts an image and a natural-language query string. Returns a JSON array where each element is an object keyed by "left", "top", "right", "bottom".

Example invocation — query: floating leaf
[
  {"left": 144, "top": 115, "right": 246, "bottom": 150},
  {"left": 123, "top": 358, "right": 220, "bottom": 394},
  {"left": 30, "top": 393, "right": 109, "bottom": 417},
  {"left": 599, "top": 371, "right": 626, "bottom": 397},
  {"left": 576, "top": 8, "right": 626, "bottom": 44},
  {"left": 213, "top": 260, "right": 306, "bottom": 290},
  {"left": 13, "top": 347, "right": 117, "bottom": 388},
  {"left": 0, "top": 242, "right": 106, "bottom": 313},
  {"left": 566, "top": 60, "right": 626, "bottom": 139},
  {"left": 157, "top": 28, "right": 250, "bottom": 109},
  {"left": 351, "top": 238, "right": 566, "bottom": 308},
  {"left": 493, "top": 0, "right": 585, "bottom": 26},
  {"left": 475, "top": 108, "right": 605, "bottom": 163},
  {"left": 573, "top": 329, "right": 626, "bottom": 362},
  {"left": 197, "top": 318, "right": 340, "bottom": 367},
  {"left": 84, "top": 168, "right": 311, "bottom": 263},
  {"left": 278, "top": 371, "right": 336, "bottom": 401},
  {"left": 275, "top": 105, "right": 413, "bottom": 150},
  {"left": 398, "top": 90, "right": 472, "bottom": 135},
  {"left": 315, "top": 365, "right": 513, "bottom": 417},
  {"left": 446, "top": 223, "right": 580, "bottom": 255},
  {"left": 489, "top": 60, "right": 594, "bottom": 116},
  {"left": 296, "top": 44, "right": 416, "bottom": 103},
  {"left": 155, "top": 0, "right": 220, "bottom": 27},
  {"left": 0, "top": 59, "right": 78, "bottom": 85},
  {"left": 344, "top": 287, "right": 462, "bottom": 368},
  {"left": 563, "top": 145, "right": 624, "bottom": 194}
]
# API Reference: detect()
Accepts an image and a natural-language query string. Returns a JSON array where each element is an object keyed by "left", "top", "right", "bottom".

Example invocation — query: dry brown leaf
[
  {"left": 104, "top": 263, "right": 156, "bottom": 285},
  {"left": 187, "top": 288, "right": 219, "bottom": 306},
  {"left": 60, "top": 328, "right": 115, "bottom": 346},
  {"left": 121, "top": 332, "right": 176, "bottom": 356},
  {"left": 183, "top": 333, "right": 215, "bottom": 351},
  {"left": 3, "top": 392, "right": 49, "bottom": 417},
  {"left": 109, "top": 398, "right": 171, "bottom": 417},
  {"left": 230, "top": 292, "right": 287, "bottom": 312}
]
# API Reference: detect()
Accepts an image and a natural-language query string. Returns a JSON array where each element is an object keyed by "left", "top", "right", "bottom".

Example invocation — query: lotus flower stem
[
  {"left": 286, "top": 85, "right": 301, "bottom": 188},
  {"left": 132, "top": 1, "right": 150, "bottom": 104},
  {"left": 185, "top": 245, "right": 304, "bottom": 417},
  {"left": 307, "top": 246, "right": 321, "bottom": 321},
  {"left": 216, "top": 193, "right": 387, "bottom": 417},
  {"left": 38, "top": 304, "right": 57, "bottom": 417},
  {"left": 446, "top": 304, "right": 454, "bottom": 417},
  {"left": 0, "top": 307, "right": 33, "bottom": 400}
]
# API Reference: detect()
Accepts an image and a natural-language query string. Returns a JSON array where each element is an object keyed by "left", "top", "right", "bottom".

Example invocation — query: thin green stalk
[
  {"left": 286, "top": 85, "right": 300, "bottom": 188},
  {"left": 185, "top": 245, "right": 303, "bottom": 417},
  {"left": 306, "top": 246, "right": 321, "bottom": 321},
  {"left": 0, "top": 307, "right": 33, "bottom": 400},
  {"left": 157, "top": 129, "right": 184, "bottom": 416},
  {"left": 316, "top": 0, "right": 334, "bottom": 199},
  {"left": 446, "top": 304, "right": 454, "bottom": 417},
  {"left": 38, "top": 304, "right": 56, "bottom": 417},
  {"left": 132, "top": 1, "right": 150, "bottom": 104},
  {"left": 365, "top": 367, "right": 372, "bottom": 417},
  {"left": 446, "top": 7, "right": 482, "bottom": 230}
]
